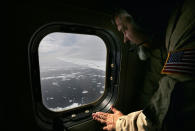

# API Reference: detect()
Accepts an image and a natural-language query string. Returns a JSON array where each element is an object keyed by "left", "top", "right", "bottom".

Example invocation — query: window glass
[{"left": 38, "top": 32, "right": 107, "bottom": 112}]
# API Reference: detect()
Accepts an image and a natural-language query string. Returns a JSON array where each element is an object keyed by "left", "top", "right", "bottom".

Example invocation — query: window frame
[{"left": 28, "top": 22, "right": 121, "bottom": 130}]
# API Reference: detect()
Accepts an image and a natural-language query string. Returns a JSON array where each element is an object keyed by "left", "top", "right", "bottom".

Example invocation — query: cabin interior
[{"left": 4, "top": 0, "right": 185, "bottom": 130}]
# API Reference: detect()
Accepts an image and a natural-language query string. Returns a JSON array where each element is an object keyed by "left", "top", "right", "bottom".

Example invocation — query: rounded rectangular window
[{"left": 38, "top": 32, "right": 107, "bottom": 112}]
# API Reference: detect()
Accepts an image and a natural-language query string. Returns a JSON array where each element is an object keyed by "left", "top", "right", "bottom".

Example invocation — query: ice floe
[
  {"left": 82, "top": 90, "right": 88, "bottom": 94},
  {"left": 49, "top": 103, "right": 81, "bottom": 112}
]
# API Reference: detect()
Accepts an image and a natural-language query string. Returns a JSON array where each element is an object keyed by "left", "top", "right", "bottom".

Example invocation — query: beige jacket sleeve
[
  {"left": 116, "top": 110, "right": 154, "bottom": 131},
  {"left": 116, "top": 76, "right": 177, "bottom": 131}
]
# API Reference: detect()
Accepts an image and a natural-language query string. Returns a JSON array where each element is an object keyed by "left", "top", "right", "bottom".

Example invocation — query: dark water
[{"left": 40, "top": 64, "right": 105, "bottom": 111}]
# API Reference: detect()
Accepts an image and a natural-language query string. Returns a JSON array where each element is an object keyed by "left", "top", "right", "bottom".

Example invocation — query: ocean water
[{"left": 40, "top": 61, "right": 105, "bottom": 112}]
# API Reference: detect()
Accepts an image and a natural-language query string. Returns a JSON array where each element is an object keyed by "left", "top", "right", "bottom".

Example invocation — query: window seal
[{"left": 28, "top": 22, "right": 121, "bottom": 130}]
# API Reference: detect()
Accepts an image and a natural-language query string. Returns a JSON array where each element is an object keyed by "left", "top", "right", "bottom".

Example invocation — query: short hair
[
  {"left": 113, "top": 9, "right": 132, "bottom": 20},
  {"left": 111, "top": 8, "right": 145, "bottom": 34},
  {"left": 111, "top": 8, "right": 133, "bottom": 26}
]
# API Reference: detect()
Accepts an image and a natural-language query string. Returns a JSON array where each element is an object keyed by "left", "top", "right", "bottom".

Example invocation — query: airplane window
[{"left": 38, "top": 32, "right": 107, "bottom": 112}]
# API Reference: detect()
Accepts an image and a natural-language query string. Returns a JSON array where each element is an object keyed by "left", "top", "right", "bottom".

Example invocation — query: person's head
[
  {"left": 112, "top": 9, "right": 150, "bottom": 45},
  {"left": 112, "top": 9, "right": 151, "bottom": 60}
]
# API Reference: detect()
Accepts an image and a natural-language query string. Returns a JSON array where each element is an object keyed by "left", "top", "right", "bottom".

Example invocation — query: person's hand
[{"left": 92, "top": 106, "right": 124, "bottom": 131}]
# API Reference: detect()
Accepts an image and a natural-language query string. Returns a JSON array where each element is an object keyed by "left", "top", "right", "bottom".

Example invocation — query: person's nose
[{"left": 123, "top": 33, "right": 129, "bottom": 43}]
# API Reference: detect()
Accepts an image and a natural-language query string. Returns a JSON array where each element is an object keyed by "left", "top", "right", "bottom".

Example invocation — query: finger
[
  {"left": 92, "top": 113, "right": 100, "bottom": 118},
  {"left": 96, "top": 112, "right": 109, "bottom": 117},
  {"left": 92, "top": 113, "right": 97, "bottom": 117},
  {"left": 92, "top": 113, "right": 98, "bottom": 119},
  {"left": 92, "top": 114, "right": 96, "bottom": 120},
  {"left": 100, "top": 115, "right": 107, "bottom": 120},
  {"left": 106, "top": 117, "right": 114, "bottom": 125},
  {"left": 111, "top": 106, "right": 119, "bottom": 113},
  {"left": 93, "top": 116, "right": 106, "bottom": 124},
  {"left": 95, "top": 112, "right": 109, "bottom": 119}
]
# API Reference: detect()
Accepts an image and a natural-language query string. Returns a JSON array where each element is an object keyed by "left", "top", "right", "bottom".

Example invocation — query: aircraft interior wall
[{"left": 4, "top": 1, "right": 175, "bottom": 130}]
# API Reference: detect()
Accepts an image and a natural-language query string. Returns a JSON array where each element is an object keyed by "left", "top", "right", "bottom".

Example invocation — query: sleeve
[
  {"left": 142, "top": 76, "right": 177, "bottom": 129},
  {"left": 116, "top": 111, "right": 154, "bottom": 131},
  {"left": 164, "top": 0, "right": 195, "bottom": 80},
  {"left": 115, "top": 76, "right": 177, "bottom": 131}
]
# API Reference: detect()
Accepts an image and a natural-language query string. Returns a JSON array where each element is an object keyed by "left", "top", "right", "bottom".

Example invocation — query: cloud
[{"left": 39, "top": 32, "right": 107, "bottom": 63}]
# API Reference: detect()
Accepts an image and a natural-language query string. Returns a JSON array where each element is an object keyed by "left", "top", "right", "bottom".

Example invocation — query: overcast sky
[{"left": 38, "top": 32, "right": 107, "bottom": 69}]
